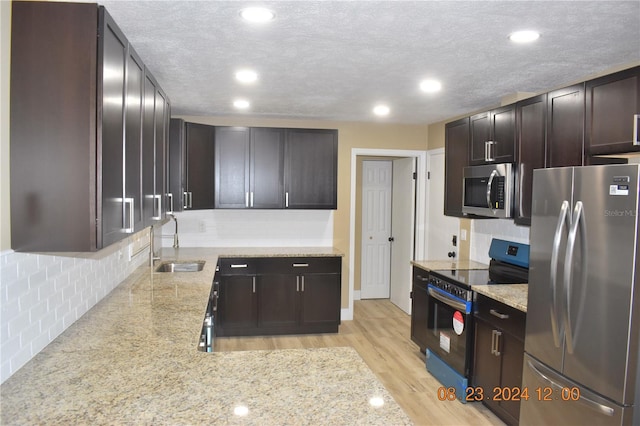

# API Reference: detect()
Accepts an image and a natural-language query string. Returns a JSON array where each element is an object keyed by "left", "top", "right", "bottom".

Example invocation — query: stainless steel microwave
[{"left": 462, "top": 163, "right": 513, "bottom": 218}]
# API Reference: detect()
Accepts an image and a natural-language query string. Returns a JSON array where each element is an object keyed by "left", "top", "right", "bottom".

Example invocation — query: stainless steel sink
[{"left": 155, "top": 260, "right": 205, "bottom": 272}]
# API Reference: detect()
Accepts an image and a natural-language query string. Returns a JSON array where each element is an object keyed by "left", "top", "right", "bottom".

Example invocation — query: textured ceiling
[{"left": 100, "top": 0, "right": 640, "bottom": 124}]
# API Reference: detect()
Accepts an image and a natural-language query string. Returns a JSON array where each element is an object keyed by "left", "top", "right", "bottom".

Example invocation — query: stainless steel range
[{"left": 424, "top": 239, "right": 529, "bottom": 403}]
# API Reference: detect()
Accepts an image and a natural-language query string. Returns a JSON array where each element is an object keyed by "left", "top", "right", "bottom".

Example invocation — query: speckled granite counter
[
  {"left": 410, "top": 259, "right": 489, "bottom": 271},
  {"left": 1, "top": 247, "right": 411, "bottom": 425},
  {"left": 472, "top": 284, "right": 528, "bottom": 312},
  {"left": 410, "top": 259, "right": 527, "bottom": 312}
]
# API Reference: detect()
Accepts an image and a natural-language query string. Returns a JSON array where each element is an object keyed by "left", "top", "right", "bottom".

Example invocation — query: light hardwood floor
[{"left": 215, "top": 299, "right": 505, "bottom": 426}]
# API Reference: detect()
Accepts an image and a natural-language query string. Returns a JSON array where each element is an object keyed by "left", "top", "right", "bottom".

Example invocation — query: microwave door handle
[{"left": 486, "top": 169, "right": 499, "bottom": 211}]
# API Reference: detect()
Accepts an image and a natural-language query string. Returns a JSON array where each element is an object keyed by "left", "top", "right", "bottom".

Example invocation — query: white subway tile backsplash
[
  {"left": 0, "top": 229, "right": 151, "bottom": 384},
  {"left": 469, "top": 219, "right": 531, "bottom": 264}
]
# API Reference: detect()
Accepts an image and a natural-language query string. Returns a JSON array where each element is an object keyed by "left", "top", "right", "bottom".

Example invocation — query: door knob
[
  {"left": 447, "top": 251, "right": 456, "bottom": 258},
  {"left": 388, "top": 237, "right": 395, "bottom": 242}
]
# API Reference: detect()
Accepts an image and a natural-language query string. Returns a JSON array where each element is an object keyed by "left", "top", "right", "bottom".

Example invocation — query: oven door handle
[{"left": 428, "top": 286, "right": 467, "bottom": 312}]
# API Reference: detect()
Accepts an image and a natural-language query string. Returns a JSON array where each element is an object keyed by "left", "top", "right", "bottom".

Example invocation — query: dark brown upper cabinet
[
  {"left": 10, "top": 2, "right": 168, "bottom": 252},
  {"left": 585, "top": 66, "right": 640, "bottom": 156},
  {"left": 469, "top": 105, "right": 516, "bottom": 165},
  {"left": 214, "top": 127, "right": 285, "bottom": 209},
  {"left": 284, "top": 129, "right": 338, "bottom": 209},
  {"left": 444, "top": 117, "right": 470, "bottom": 217},
  {"left": 514, "top": 94, "right": 547, "bottom": 226},
  {"left": 546, "top": 83, "right": 585, "bottom": 168},
  {"left": 168, "top": 119, "right": 187, "bottom": 213},
  {"left": 142, "top": 70, "right": 170, "bottom": 227},
  {"left": 184, "top": 123, "right": 216, "bottom": 210}
]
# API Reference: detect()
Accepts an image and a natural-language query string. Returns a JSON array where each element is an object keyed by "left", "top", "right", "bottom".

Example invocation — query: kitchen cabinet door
[
  {"left": 154, "top": 87, "right": 168, "bottom": 222},
  {"left": 184, "top": 123, "right": 215, "bottom": 209},
  {"left": 168, "top": 119, "right": 187, "bottom": 212},
  {"left": 251, "top": 128, "right": 285, "bottom": 208},
  {"left": 473, "top": 294, "right": 525, "bottom": 426},
  {"left": 444, "top": 117, "right": 470, "bottom": 217},
  {"left": 285, "top": 129, "right": 338, "bottom": 209},
  {"left": 142, "top": 71, "right": 163, "bottom": 226},
  {"left": 215, "top": 127, "right": 250, "bottom": 208},
  {"left": 257, "top": 274, "right": 299, "bottom": 330},
  {"left": 299, "top": 272, "right": 341, "bottom": 331},
  {"left": 514, "top": 94, "right": 546, "bottom": 226},
  {"left": 216, "top": 275, "right": 258, "bottom": 336},
  {"left": 546, "top": 84, "right": 585, "bottom": 167},
  {"left": 410, "top": 267, "right": 429, "bottom": 352},
  {"left": 124, "top": 47, "right": 145, "bottom": 233},
  {"left": 469, "top": 105, "right": 516, "bottom": 165},
  {"left": 586, "top": 66, "right": 640, "bottom": 155},
  {"left": 100, "top": 11, "right": 128, "bottom": 246}
]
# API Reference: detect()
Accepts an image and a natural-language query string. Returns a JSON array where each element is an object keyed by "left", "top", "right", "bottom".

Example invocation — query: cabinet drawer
[
  {"left": 259, "top": 257, "right": 341, "bottom": 275},
  {"left": 218, "top": 258, "right": 259, "bottom": 275},
  {"left": 475, "top": 293, "right": 526, "bottom": 339}
]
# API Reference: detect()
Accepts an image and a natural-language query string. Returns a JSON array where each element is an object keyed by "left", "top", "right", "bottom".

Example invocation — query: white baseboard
[{"left": 353, "top": 290, "right": 361, "bottom": 300}]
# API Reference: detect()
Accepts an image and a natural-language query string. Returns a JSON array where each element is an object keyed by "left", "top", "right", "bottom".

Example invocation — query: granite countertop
[
  {"left": 0, "top": 247, "right": 411, "bottom": 425},
  {"left": 410, "top": 259, "right": 527, "bottom": 312},
  {"left": 411, "top": 259, "right": 489, "bottom": 271},
  {"left": 472, "top": 284, "right": 528, "bottom": 312}
]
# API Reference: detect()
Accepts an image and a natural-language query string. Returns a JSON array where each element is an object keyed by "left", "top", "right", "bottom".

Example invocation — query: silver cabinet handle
[
  {"left": 183, "top": 191, "right": 188, "bottom": 209},
  {"left": 152, "top": 194, "right": 162, "bottom": 220},
  {"left": 293, "top": 263, "right": 309, "bottom": 267},
  {"left": 230, "top": 264, "right": 248, "bottom": 268},
  {"left": 245, "top": 192, "right": 249, "bottom": 208},
  {"left": 252, "top": 276, "right": 256, "bottom": 293},
  {"left": 415, "top": 274, "right": 429, "bottom": 282},
  {"left": 634, "top": 114, "right": 639, "bottom": 145},
  {"left": 187, "top": 192, "right": 193, "bottom": 209},
  {"left": 491, "top": 330, "right": 502, "bottom": 356},
  {"left": 123, "top": 198, "right": 134, "bottom": 233},
  {"left": 489, "top": 309, "right": 509, "bottom": 320},
  {"left": 484, "top": 140, "right": 489, "bottom": 161},
  {"left": 166, "top": 193, "right": 174, "bottom": 214},
  {"left": 296, "top": 276, "right": 300, "bottom": 292},
  {"left": 285, "top": 192, "right": 289, "bottom": 208},
  {"left": 250, "top": 192, "right": 254, "bottom": 207},
  {"left": 301, "top": 276, "right": 305, "bottom": 292}
]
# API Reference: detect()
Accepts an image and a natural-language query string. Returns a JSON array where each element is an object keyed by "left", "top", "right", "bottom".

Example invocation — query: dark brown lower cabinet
[
  {"left": 216, "top": 257, "right": 341, "bottom": 337},
  {"left": 472, "top": 294, "right": 526, "bottom": 426},
  {"left": 410, "top": 266, "right": 429, "bottom": 352}
]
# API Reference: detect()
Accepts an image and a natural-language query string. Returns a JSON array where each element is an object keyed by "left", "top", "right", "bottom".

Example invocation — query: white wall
[
  {"left": 469, "top": 219, "right": 530, "bottom": 264},
  {"left": 0, "top": 230, "right": 151, "bottom": 384},
  {"left": 160, "top": 210, "right": 334, "bottom": 248}
]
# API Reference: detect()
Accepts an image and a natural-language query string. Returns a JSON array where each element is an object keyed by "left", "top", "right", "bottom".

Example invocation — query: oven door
[{"left": 425, "top": 284, "right": 473, "bottom": 377}]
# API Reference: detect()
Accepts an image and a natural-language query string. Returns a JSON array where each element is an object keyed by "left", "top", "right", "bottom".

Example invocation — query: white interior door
[
  {"left": 361, "top": 160, "right": 392, "bottom": 299},
  {"left": 389, "top": 157, "right": 415, "bottom": 314},
  {"left": 426, "top": 149, "right": 460, "bottom": 259}
]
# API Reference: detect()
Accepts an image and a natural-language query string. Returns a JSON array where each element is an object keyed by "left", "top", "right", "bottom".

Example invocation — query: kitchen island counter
[{"left": 0, "top": 247, "right": 411, "bottom": 425}]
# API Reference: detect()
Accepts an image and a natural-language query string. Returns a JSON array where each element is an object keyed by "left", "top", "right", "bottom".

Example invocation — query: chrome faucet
[{"left": 169, "top": 214, "right": 179, "bottom": 248}]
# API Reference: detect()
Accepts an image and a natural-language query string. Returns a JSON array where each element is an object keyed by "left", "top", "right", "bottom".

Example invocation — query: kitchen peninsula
[{"left": 0, "top": 247, "right": 411, "bottom": 425}]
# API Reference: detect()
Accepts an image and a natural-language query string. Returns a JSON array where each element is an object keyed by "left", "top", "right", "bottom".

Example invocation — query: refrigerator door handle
[
  {"left": 564, "top": 201, "right": 587, "bottom": 354},
  {"left": 527, "top": 359, "right": 615, "bottom": 417},
  {"left": 550, "top": 200, "right": 570, "bottom": 348}
]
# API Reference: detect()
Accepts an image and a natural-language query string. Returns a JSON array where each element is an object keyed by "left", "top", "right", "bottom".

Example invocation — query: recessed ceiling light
[
  {"left": 509, "top": 30, "right": 540, "bottom": 43},
  {"left": 420, "top": 79, "right": 442, "bottom": 93},
  {"left": 233, "top": 99, "right": 250, "bottom": 109},
  {"left": 373, "top": 104, "right": 390, "bottom": 116},
  {"left": 240, "top": 7, "right": 275, "bottom": 23},
  {"left": 235, "top": 69, "right": 258, "bottom": 83}
]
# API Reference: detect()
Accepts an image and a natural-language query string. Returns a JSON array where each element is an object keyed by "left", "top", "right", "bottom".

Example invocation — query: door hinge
[
  {"left": 427, "top": 171, "right": 431, "bottom": 180},
  {"left": 413, "top": 172, "right": 417, "bottom": 180}
]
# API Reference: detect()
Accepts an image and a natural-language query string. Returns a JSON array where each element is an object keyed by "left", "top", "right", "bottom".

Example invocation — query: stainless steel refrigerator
[{"left": 521, "top": 164, "right": 640, "bottom": 425}]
